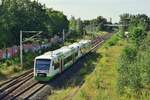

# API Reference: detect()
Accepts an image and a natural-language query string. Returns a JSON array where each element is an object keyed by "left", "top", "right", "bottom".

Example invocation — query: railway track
[
  {"left": 0, "top": 33, "right": 113, "bottom": 100},
  {"left": 0, "top": 69, "right": 33, "bottom": 87}
]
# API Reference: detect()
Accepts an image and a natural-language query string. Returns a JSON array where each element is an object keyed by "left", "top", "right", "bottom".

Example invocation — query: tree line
[{"left": 69, "top": 16, "right": 112, "bottom": 37}]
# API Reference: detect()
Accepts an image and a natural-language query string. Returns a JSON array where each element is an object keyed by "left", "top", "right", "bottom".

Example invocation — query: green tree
[
  {"left": 0, "top": 0, "right": 69, "bottom": 47},
  {"left": 117, "top": 45, "right": 139, "bottom": 94},
  {"left": 69, "top": 16, "right": 84, "bottom": 35},
  {"left": 47, "top": 9, "right": 69, "bottom": 36},
  {"left": 83, "top": 16, "right": 109, "bottom": 33},
  {"left": 76, "top": 18, "right": 84, "bottom": 34},
  {"left": 69, "top": 16, "right": 77, "bottom": 32},
  {"left": 129, "top": 27, "right": 146, "bottom": 46},
  {"left": 119, "top": 13, "right": 131, "bottom": 31}
]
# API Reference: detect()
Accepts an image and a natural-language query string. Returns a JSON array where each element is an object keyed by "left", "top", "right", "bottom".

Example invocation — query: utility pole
[
  {"left": 110, "top": 17, "right": 112, "bottom": 23},
  {"left": 20, "top": 31, "right": 43, "bottom": 69},
  {"left": 0, "top": 0, "right": 2, "bottom": 5},
  {"left": 20, "top": 30, "right": 23, "bottom": 68},
  {"left": 84, "top": 28, "right": 86, "bottom": 37},
  {"left": 62, "top": 29, "right": 65, "bottom": 44}
]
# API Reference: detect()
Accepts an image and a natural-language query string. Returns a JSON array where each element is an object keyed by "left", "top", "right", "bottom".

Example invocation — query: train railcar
[{"left": 34, "top": 40, "right": 91, "bottom": 81}]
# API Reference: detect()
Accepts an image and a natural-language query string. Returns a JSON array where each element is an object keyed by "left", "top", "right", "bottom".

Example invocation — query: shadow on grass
[{"left": 46, "top": 51, "right": 102, "bottom": 90}]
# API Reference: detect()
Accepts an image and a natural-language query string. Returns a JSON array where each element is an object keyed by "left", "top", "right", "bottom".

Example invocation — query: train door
[
  {"left": 52, "top": 59, "right": 60, "bottom": 76},
  {"left": 72, "top": 52, "right": 75, "bottom": 63},
  {"left": 78, "top": 46, "right": 82, "bottom": 58},
  {"left": 74, "top": 50, "right": 78, "bottom": 61},
  {"left": 60, "top": 58, "right": 63, "bottom": 73}
]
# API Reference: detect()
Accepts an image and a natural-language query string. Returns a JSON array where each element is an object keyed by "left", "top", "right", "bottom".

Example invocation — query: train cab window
[
  {"left": 36, "top": 59, "right": 51, "bottom": 70},
  {"left": 53, "top": 61, "right": 60, "bottom": 70}
]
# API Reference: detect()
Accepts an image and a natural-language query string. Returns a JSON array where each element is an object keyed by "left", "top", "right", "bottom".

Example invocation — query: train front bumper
[{"left": 34, "top": 76, "right": 53, "bottom": 81}]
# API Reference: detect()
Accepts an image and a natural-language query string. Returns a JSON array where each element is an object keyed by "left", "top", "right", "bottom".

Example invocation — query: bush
[
  {"left": 23, "top": 52, "right": 38, "bottom": 69},
  {"left": 13, "top": 57, "right": 20, "bottom": 65},
  {"left": 137, "top": 33, "right": 150, "bottom": 86},
  {"left": 13, "top": 66, "right": 20, "bottom": 72},
  {"left": 129, "top": 26, "right": 147, "bottom": 46},
  {"left": 107, "top": 34, "right": 120, "bottom": 46},
  {"left": 80, "top": 90, "right": 88, "bottom": 99},
  {"left": 95, "top": 75, "right": 101, "bottom": 89},
  {"left": 117, "top": 45, "right": 138, "bottom": 94},
  {"left": 6, "top": 60, "right": 12, "bottom": 66},
  {"left": 0, "top": 70, "right": 2, "bottom": 75}
]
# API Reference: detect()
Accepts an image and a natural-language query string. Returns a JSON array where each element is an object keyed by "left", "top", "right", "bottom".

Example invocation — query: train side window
[
  {"left": 75, "top": 52, "right": 78, "bottom": 57},
  {"left": 64, "top": 55, "right": 73, "bottom": 65},
  {"left": 54, "top": 61, "right": 60, "bottom": 70}
]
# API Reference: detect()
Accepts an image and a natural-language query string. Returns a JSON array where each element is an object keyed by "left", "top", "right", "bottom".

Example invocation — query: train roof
[
  {"left": 79, "top": 40, "right": 91, "bottom": 44},
  {"left": 42, "top": 46, "right": 72, "bottom": 58},
  {"left": 68, "top": 43, "right": 80, "bottom": 49},
  {"left": 35, "top": 39, "right": 91, "bottom": 60},
  {"left": 60, "top": 46, "right": 72, "bottom": 54},
  {"left": 44, "top": 51, "right": 52, "bottom": 55},
  {"left": 35, "top": 54, "right": 52, "bottom": 60}
]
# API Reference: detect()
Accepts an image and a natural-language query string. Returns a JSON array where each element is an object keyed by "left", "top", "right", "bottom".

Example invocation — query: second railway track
[{"left": 0, "top": 33, "right": 113, "bottom": 100}]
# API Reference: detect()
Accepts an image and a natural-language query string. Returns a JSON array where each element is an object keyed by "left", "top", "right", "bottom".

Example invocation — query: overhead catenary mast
[{"left": 20, "top": 30, "right": 43, "bottom": 68}]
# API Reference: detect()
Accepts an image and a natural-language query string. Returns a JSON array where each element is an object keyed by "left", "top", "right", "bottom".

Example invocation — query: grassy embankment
[
  {"left": 48, "top": 33, "right": 125, "bottom": 100},
  {"left": 73, "top": 35, "right": 124, "bottom": 100},
  {"left": 0, "top": 32, "right": 107, "bottom": 82}
]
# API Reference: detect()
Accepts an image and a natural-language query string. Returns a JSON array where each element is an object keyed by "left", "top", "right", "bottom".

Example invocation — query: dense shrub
[
  {"left": 80, "top": 90, "right": 88, "bottom": 99},
  {"left": 137, "top": 33, "right": 150, "bottom": 86},
  {"left": 23, "top": 52, "right": 38, "bottom": 68},
  {"left": 129, "top": 27, "right": 147, "bottom": 46},
  {"left": 117, "top": 45, "right": 138, "bottom": 94},
  {"left": 107, "top": 34, "right": 120, "bottom": 46},
  {"left": 138, "top": 50, "right": 150, "bottom": 86},
  {"left": 13, "top": 66, "right": 20, "bottom": 72},
  {"left": 6, "top": 60, "right": 12, "bottom": 66},
  {"left": 117, "top": 33, "right": 150, "bottom": 95}
]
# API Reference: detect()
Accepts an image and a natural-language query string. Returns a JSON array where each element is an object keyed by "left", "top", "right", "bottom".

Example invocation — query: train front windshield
[{"left": 36, "top": 59, "right": 51, "bottom": 70}]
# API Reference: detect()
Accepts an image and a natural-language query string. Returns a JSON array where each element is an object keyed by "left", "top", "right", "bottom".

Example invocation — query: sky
[{"left": 39, "top": 0, "right": 150, "bottom": 22}]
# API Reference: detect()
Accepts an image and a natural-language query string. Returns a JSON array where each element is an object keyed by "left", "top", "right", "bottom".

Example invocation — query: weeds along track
[{"left": 0, "top": 33, "right": 113, "bottom": 100}]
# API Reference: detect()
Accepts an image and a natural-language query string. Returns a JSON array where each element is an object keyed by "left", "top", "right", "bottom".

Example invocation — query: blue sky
[{"left": 38, "top": 0, "right": 150, "bottom": 22}]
